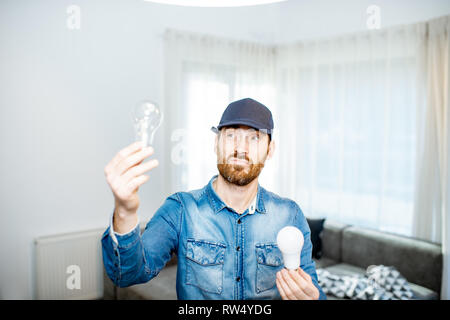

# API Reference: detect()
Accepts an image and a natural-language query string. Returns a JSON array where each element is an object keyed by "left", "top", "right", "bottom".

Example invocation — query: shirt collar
[{"left": 206, "top": 174, "right": 266, "bottom": 215}]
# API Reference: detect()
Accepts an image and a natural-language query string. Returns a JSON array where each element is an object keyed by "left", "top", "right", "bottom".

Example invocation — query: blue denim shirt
[{"left": 102, "top": 175, "right": 326, "bottom": 300}]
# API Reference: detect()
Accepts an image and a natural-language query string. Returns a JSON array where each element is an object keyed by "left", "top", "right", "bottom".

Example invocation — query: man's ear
[
  {"left": 266, "top": 139, "right": 275, "bottom": 160},
  {"left": 214, "top": 134, "right": 218, "bottom": 155}
]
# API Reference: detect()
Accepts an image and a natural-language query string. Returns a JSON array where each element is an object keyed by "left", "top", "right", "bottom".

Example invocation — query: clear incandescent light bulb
[
  {"left": 132, "top": 100, "right": 163, "bottom": 147},
  {"left": 276, "top": 226, "right": 304, "bottom": 270}
]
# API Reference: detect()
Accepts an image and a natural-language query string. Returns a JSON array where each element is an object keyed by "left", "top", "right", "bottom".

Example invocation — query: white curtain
[
  {"left": 412, "top": 15, "right": 449, "bottom": 299},
  {"left": 275, "top": 25, "right": 422, "bottom": 237}
]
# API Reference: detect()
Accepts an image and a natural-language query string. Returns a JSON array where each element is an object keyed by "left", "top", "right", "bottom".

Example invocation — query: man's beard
[{"left": 217, "top": 152, "right": 266, "bottom": 186}]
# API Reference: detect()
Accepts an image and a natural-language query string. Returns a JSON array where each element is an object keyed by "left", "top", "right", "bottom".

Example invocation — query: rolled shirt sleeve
[{"left": 108, "top": 210, "right": 140, "bottom": 245}]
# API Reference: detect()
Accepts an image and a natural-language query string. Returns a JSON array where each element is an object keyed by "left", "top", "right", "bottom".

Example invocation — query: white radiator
[{"left": 34, "top": 228, "right": 105, "bottom": 300}]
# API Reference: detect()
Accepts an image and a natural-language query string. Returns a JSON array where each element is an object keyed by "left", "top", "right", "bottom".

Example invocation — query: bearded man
[{"left": 102, "top": 98, "right": 326, "bottom": 300}]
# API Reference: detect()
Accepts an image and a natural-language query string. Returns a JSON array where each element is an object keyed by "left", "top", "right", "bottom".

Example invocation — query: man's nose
[{"left": 234, "top": 135, "right": 249, "bottom": 153}]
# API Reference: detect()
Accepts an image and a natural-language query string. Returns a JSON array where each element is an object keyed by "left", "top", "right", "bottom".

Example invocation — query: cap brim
[{"left": 211, "top": 126, "right": 219, "bottom": 134}]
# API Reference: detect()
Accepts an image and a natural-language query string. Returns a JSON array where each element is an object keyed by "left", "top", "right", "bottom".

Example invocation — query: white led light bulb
[
  {"left": 276, "top": 226, "right": 304, "bottom": 270},
  {"left": 132, "top": 100, "right": 163, "bottom": 147}
]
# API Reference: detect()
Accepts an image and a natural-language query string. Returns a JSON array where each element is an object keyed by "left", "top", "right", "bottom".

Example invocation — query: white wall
[{"left": 0, "top": 0, "right": 449, "bottom": 299}]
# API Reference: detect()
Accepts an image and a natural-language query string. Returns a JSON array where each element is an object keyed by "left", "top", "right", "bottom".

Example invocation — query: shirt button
[
  {"left": 236, "top": 276, "right": 241, "bottom": 282},
  {"left": 237, "top": 219, "right": 241, "bottom": 224},
  {"left": 236, "top": 246, "right": 240, "bottom": 251}
]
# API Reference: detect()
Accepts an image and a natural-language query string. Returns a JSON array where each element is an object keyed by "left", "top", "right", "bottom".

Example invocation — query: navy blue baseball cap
[{"left": 211, "top": 98, "right": 274, "bottom": 139}]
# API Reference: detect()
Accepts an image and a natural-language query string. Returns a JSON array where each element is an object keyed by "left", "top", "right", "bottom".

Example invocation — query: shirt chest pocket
[
  {"left": 255, "top": 243, "right": 284, "bottom": 294},
  {"left": 185, "top": 239, "right": 227, "bottom": 294}
]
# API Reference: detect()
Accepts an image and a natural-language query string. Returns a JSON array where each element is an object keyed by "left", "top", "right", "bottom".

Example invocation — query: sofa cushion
[
  {"left": 341, "top": 226, "right": 442, "bottom": 295},
  {"left": 408, "top": 282, "right": 438, "bottom": 300},
  {"left": 324, "top": 263, "right": 366, "bottom": 277}
]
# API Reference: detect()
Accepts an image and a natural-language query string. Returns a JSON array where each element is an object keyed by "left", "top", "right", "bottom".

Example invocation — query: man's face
[{"left": 215, "top": 125, "right": 274, "bottom": 186}]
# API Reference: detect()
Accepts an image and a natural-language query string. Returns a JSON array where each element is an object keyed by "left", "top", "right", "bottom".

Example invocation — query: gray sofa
[
  {"left": 315, "top": 220, "right": 442, "bottom": 300},
  {"left": 103, "top": 220, "right": 443, "bottom": 300}
]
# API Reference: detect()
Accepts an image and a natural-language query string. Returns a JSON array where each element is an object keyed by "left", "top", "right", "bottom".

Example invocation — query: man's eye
[{"left": 251, "top": 135, "right": 259, "bottom": 141}]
